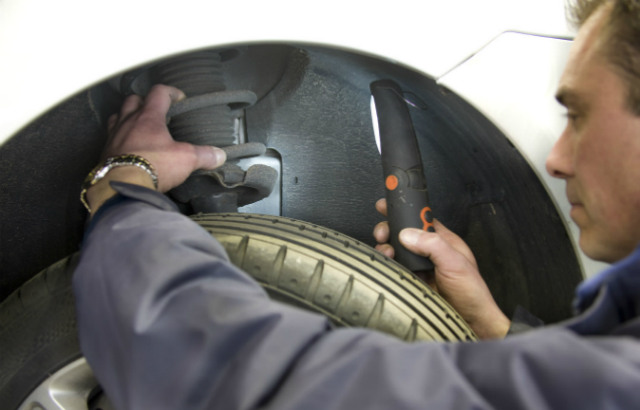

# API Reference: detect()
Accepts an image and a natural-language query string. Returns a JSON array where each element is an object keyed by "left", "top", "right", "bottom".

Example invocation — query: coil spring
[{"left": 154, "top": 50, "right": 236, "bottom": 147}]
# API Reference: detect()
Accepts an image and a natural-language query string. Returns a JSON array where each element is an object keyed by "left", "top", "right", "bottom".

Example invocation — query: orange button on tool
[
  {"left": 420, "top": 207, "right": 435, "bottom": 232},
  {"left": 386, "top": 175, "right": 399, "bottom": 190}
]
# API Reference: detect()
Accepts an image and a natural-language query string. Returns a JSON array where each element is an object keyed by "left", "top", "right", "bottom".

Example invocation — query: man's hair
[{"left": 568, "top": 0, "right": 640, "bottom": 114}]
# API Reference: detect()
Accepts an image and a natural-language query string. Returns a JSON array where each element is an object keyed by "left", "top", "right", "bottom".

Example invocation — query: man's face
[{"left": 547, "top": 4, "right": 640, "bottom": 263}]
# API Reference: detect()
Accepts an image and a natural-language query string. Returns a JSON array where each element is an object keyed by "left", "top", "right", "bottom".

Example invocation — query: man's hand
[
  {"left": 86, "top": 85, "right": 226, "bottom": 213},
  {"left": 373, "top": 199, "right": 510, "bottom": 339},
  {"left": 102, "top": 84, "right": 226, "bottom": 192}
]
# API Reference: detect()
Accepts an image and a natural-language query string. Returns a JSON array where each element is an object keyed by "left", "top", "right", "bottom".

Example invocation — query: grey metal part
[
  {"left": 18, "top": 358, "right": 96, "bottom": 410},
  {"left": 153, "top": 50, "right": 269, "bottom": 210},
  {"left": 170, "top": 155, "right": 278, "bottom": 210},
  {"left": 192, "top": 192, "right": 240, "bottom": 214},
  {"left": 166, "top": 90, "right": 258, "bottom": 120},
  {"left": 238, "top": 150, "right": 282, "bottom": 216},
  {"left": 222, "top": 142, "right": 266, "bottom": 160},
  {"left": 155, "top": 50, "right": 236, "bottom": 148}
]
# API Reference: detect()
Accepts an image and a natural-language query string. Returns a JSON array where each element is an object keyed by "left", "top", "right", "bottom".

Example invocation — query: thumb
[
  {"left": 194, "top": 146, "right": 227, "bottom": 170},
  {"left": 399, "top": 228, "right": 461, "bottom": 267}
]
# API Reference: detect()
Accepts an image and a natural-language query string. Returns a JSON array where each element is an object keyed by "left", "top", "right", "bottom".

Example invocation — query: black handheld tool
[{"left": 370, "top": 79, "right": 435, "bottom": 272}]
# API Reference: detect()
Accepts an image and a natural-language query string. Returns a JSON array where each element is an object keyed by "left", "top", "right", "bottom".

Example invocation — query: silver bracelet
[{"left": 80, "top": 154, "right": 158, "bottom": 212}]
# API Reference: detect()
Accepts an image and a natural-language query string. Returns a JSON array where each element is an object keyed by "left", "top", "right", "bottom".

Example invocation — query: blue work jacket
[{"left": 73, "top": 182, "right": 640, "bottom": 409}]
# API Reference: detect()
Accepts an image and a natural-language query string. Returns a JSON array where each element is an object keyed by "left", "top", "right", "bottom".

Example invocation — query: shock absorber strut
[
  {"left": 154, "top": 50, "right": 236, "bottom": 147},
  {"left": 117, "top": 48, "right": 277, "bottom": 214}
]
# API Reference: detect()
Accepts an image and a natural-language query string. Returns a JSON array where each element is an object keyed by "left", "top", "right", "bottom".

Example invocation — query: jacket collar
[{"left": 564, "top": 245, "right": 640, "bottom": 335}]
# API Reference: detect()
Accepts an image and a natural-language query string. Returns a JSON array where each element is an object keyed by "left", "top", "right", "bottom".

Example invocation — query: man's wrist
[
  {"left": 470, "top": 308, "right": 512, "bottom": 340},
  {"left": 86, "top": 166, "right": 156, "bottom": 215},
  {"left": 487, "top": 314, "right": 511, "bottom": 339}
]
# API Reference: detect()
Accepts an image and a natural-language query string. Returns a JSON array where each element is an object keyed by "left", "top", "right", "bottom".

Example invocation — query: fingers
[
  {"left": 375, "top": 198, "right": 388, "bottom": 217},
  {"left": 119, "top": 95, "right": 143, "bottom": 120},
  {"left": 142, "top": 84, "right": 186, "bottom": 119},
  {"left": 373, "top": 200, "right": 395, "bottom": 259},
  {"left": 373, "top": 221, "right": 389, "bottom": 243},
  {"left": 113, "top": 85, "right": 185, "bottom": 132},
  {"left": 375, "top": 244, "right": 394, "bottom": 258},
  {"left": 193, "top": 145, "right": 227, "bottom": 171}
]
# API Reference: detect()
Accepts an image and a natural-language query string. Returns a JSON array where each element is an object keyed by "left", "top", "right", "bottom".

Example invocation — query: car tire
[{"left": 0, "top": 213, "right": 475, "bottom": 409}]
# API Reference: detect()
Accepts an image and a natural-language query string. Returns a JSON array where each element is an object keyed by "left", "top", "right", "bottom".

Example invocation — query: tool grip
[
  {"left": 371, "top": 79, "right": 434, "bottom": 271},
  {"left": 385, "top": 167, "right": 435, "bottom": 271}
]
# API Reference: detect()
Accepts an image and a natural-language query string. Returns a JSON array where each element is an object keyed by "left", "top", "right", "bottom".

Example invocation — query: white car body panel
[{"left": 0, "top": 0, "right": 607, "bottom": 276}]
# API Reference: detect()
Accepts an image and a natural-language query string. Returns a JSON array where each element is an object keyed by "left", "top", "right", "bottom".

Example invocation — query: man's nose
[{"left": 546, "top": 128, "right": 574, "bottom": 179}]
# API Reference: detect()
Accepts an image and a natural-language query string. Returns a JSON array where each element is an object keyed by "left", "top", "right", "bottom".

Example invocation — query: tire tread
[{"left": 191, "top": 213, "right": 477, "bottom": 342}]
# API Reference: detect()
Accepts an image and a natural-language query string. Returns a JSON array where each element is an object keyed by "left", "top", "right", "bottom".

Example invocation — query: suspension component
[
  {"left": 117, "top": 48, "right": 277, "bottom": 213},
  {"left": 153, "top": 50, "right": 237, "bottom": 147}
]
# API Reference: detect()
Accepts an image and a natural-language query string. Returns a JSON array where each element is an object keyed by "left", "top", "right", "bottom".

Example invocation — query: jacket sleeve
[
  {"left": 73, "top": 183, "right": 640, "bottom": 410},
  {"left": 506, "top": 305, "right": 545, "bottom": 335}
]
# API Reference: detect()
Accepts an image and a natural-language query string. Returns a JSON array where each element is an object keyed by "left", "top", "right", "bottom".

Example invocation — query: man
[
  {"left": 375, "top": 0, "right": 640, "bottom": 339},
  {"left": 74, "top": 0, "right": 640, "bottom": 408}
]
